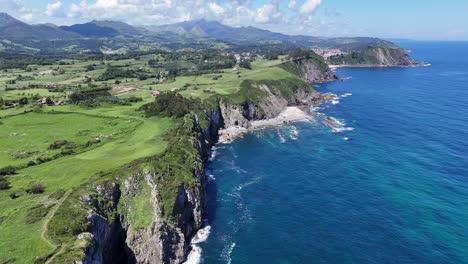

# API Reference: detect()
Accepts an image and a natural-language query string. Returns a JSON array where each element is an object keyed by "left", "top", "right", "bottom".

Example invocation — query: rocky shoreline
[
  {"left": 328, "top": 63, "right": 430, "bottom": 69},
  {"left": 218, "top": 96, "right": 337, "bottom": 144}
]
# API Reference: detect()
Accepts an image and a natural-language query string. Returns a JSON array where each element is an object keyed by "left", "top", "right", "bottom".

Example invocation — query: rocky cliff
[
  {"left": 327, "top": 47, "right": 420, "bottom": 66},
  {"left": 69, "top": 56, "right": 336, "bottom": 264}
]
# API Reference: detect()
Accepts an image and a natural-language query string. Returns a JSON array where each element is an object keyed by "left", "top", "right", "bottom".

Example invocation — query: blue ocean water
[{"left": 201, "top": 42, "right": 468, "bottom": 263}]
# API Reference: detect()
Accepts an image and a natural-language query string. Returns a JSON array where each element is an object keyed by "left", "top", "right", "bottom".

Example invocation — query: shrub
[
  {"left": 85, "top": 65, "right": 95, "bottom": 71},
  {"left": 141, "top": 91, "right": 202, "bottom": 118},
  {"left": 27, "top": 183, "right": 45, "bottom": 194},
  {"left": 25, "top": 204, "right": 51, "bottom": 224},
  {"left": 18, "top": 97, "right": 28, "bottom": 105},
  {"left": 0, "top": 181, "right": 10, "bottom": 190},
  {"left": 48, "top": 140, "right": 72, "bottom": 150},
  {"left": 0, "top": 166, "right": 16, "bottom": 176},
  {"left": 239, "top": 60, "right": 252, "bottom": 70}
]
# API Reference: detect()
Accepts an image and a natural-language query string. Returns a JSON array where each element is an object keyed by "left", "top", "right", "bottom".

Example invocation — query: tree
[
  {"left": 18, "top": 97, "right": 28, "bottom": 105},
  {"left": 27, "top": 183, "right": 45, "bottom": 194},
  {"left": 239, "top": 60, "right": 252, "bottom": 70},
  {"left": 85, "top": 65, "right": 95, "bottom": 71}
]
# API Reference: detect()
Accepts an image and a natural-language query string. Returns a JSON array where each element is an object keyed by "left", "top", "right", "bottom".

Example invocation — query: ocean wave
[
  {"left": 209, "top": 147, "right": 217, "bottom": 161},
  {"left": 183, "top": 245, "right": 202, "bottom": 264},
  {"left": 207, "top": 173, "right": 216, "bottom": 182},
  {"left": 191, "top": 226, "right": 212, "bottom": 244},
  {"left": 236, "top": 176, "right": 262, "bottom": 192},
  {"left": 290, "top": 125, "right": 299, "bottom": 140},
  {"left": 332, "top": 126, "right": 355, "bottom": 133},
  {"left": 341, "top": 93, "right": 352, "bottom": 98},
  {"left": 221, "top": 243, "right": 236, "bottom": 264},
  {"left": 331, "top": 99, "right": 340, "bottom": 105},
  {"left": 277, "top": 129, "right": 286, "bottom": 143}
]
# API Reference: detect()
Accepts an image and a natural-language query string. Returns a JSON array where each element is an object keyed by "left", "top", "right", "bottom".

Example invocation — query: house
[{"left": 151, "top": 90, "right": 161, "bottom": 97}]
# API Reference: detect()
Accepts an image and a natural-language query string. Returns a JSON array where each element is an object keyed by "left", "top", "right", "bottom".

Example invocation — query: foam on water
[
  {"left": 290, "top": 125, "right": 299, "bottom": 140},
  {"left": 221, "top": 243, "right": 236, "bottom": 264},
  {"left": 191, "top": 225, "right": 212, "bottom": 244},
  {"left": 183, "top": 245, "right": 202, "bottom": 264},
  {"left": 277, "top": 129, "right": 286, "bottom": 143}
]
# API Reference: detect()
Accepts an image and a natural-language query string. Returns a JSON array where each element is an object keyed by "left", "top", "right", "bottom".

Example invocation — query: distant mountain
[
  {"left": 148, "top": 19, "right": 398, "bottom": 51},
  {"left": 0, "top": 12, "right": 403, "bottom": 55},
  {"left": 60, "top": 20, "right": 141, "bottom": 37},
  {"left": 0, "top": 12, "right": 78, "bottom": 40},
  {"left": 91, "top": 20, "right": 141, "bottom": 36},
  {"left": 148, "top": 19, "right": 292, "bottom": 42},
  {"left": 60, "top": 23, "right": 118, "bottom": 37}
]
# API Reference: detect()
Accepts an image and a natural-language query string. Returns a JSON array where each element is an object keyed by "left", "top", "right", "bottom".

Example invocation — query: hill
[
  {"left": 60, "top": 20, "right": 141, "bottom": 37},
  {"left": 149, "top": 19, "right": 398, "bottom": 51},
  {"left": 0, "top": 12, "right": 78, "bottom": 40}
]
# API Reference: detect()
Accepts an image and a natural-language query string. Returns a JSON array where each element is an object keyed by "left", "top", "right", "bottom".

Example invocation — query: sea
[{"left": 195, "top": 41, "right": 468, "bottom": 263}]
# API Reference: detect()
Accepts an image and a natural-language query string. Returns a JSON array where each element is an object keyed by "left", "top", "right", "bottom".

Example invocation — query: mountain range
[{"left": 0, "top": 12, "right": 398, "bottom": 54}]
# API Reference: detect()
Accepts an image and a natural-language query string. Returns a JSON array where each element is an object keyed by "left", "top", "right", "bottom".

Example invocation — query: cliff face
[
  {"left": 76, "top": 57, "right": 335, "bottom": 264},
  {"left": 364, "top": 47, "right": 417, "bottom": 66},
  {"left": 328, "top": 47, "right": 419, "bottom": 66},
  {"left": 279, "top": 54, "right": 338, "bottom": 83}
]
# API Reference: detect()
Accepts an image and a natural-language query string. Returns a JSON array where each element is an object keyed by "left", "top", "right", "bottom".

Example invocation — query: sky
[{"left": 1, "top": 0, "right": 467, "bottom": 40}]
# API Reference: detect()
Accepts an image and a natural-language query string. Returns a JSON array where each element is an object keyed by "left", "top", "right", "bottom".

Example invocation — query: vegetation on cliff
[{"left": 327, "top": 47, "right": 418, "bottom": 66}]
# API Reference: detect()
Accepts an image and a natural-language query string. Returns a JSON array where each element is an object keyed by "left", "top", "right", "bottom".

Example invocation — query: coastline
[
  {"left": 218, "top": 106, "right": 316, "bottom": 144},
  {"left": 328, "top": 63, "right": 431, "bottom": 69}
]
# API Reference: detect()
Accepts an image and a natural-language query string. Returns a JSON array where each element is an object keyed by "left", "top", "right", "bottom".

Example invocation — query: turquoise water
[{"left": 201, "top": 42, "right": 468, "bottom": 263}]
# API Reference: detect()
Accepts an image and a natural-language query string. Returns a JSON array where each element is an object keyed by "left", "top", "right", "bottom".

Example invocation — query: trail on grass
[{"left": 41, "top": 190, "right": 71, "bottom": 263}]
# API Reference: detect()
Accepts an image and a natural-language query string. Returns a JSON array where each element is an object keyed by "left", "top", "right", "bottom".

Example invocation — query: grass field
[{"left": 0, "top": 108, "right": 173, "bottom": 263}]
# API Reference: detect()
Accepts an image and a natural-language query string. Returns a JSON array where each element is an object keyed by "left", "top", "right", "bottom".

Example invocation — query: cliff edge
[{"left": 327, "top": 46, "right": 420, "bottom": 67}]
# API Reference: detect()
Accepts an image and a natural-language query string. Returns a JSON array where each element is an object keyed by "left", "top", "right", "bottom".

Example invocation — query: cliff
[
  {"left": 279, "top": 50, "right": 338, "bottom": 83},
  {"left": 47, "top": 55, "right": 336, "bottom": 264},
  {"left": 327, "top": 47, "right": 420, "bottom": 66}
]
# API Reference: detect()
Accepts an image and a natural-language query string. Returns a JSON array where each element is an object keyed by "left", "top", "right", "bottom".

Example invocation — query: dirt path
[{"left": 41, "top": 190, "right": 72, "bottom": 263}]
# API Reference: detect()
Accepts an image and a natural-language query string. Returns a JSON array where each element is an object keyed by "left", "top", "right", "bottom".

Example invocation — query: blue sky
[{"left": 1, "top": 0, "right": 467, "bottom": 40}]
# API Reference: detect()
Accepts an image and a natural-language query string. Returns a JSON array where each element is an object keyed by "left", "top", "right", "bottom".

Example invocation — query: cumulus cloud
[
  {"left": 46, "top": 1, "right": 64, "bottom": 17},
  {"left": 255, "top": 2, "right": 282, "bottom": 24},
  {"left": 300, "top": 0, "right": 322, "bottom": 14},
  {"left": 207, "top": 2, "right": 225, "bottom": 16}
]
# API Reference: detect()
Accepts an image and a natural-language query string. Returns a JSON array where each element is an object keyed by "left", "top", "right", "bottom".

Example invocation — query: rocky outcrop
[
  {"left": 279, "top": 53, "right": 338, "bottom": 83},
  {"left": 328, "top": 47, "right": 420, "bottom": 67},
  {"left": 364, "top": 47, "right": 417, "bottom": 66}
]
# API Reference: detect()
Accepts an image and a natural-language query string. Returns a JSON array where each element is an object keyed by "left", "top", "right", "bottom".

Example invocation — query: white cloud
[
  {"left": 46, "top": 1, "right": 64, "bottom": 17},
  {"left": 300, "top": 0, "right": 322, "bottom": 14},
  {"left": 20, "top": 13, "right": 33, "bottom": 22},
  {"left": 255, "top": 2, "right": 283, "bottom": 24},
  {"left": 207, "top": 2, "right": 225, "bottom": 16},
  {"left": 288, "top": 0, "right": 297, "bottom": 10}
]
